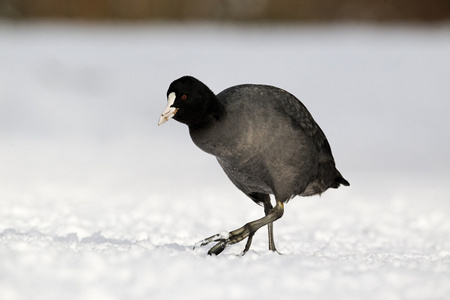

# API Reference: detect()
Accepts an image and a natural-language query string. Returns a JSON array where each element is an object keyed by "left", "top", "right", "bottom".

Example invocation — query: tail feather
[
  {"left": 330, "top": 172, "right": 350, "bottom": 189},
  {"left": 338, "top": 176, "right": 350, "bottom": 187}
]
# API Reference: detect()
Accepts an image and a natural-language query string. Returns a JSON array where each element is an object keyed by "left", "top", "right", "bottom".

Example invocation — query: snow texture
[{"left": 1, "top": 22, "right": 449, "bottom": 300}]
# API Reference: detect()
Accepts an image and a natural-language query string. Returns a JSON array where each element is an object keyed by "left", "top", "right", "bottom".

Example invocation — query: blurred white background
[{"left": 0, "top": 20, "right": 449, "bottom": 300}]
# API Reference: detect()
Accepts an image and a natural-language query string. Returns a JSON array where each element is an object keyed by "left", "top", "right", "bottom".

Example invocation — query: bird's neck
[{"left": 188, "top": 96, "right": 225, "bottom": 130}]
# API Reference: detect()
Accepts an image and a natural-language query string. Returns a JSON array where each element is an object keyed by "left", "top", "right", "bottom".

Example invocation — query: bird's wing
[{"left": 277, "top": 93, "right": 333, "bottom": 156}]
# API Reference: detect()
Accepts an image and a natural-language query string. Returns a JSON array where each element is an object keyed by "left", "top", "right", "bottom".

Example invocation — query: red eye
[{"left": 181, "top": 95, "right": 187, "bottom": 100}]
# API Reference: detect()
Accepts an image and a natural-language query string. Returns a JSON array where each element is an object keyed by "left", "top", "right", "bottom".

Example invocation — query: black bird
[{"left": 158, "top": 76, "right": 349, "bottom": 255}]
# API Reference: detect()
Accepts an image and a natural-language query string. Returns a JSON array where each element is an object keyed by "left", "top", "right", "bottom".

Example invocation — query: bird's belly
[{"left": 217, "top": 157, "right": 273, "bottom": 195}]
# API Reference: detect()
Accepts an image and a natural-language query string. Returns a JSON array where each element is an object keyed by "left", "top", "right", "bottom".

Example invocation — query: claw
[
  {"left": 193, "top": 226, "right": 252, "bottom": 256},
  {"left": 193, "top": 231, "right": 229, "bottom": 249}
]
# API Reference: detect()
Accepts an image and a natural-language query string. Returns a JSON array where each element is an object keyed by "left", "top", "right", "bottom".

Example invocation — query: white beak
[{"left": 158, "top": 92, "right": 178, "bottom": 125}]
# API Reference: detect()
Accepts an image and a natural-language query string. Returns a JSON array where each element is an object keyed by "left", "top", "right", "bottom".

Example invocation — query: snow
[{"left": 1, "top": 22, "right": 450, "bottom": 300}]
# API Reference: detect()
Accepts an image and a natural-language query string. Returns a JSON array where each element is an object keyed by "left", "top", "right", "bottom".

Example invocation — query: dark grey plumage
[{"left": 159, "top": 76, "right": 349, "bottom": 255}]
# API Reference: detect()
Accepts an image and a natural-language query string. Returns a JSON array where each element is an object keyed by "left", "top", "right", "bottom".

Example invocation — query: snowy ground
[{"left": 1, "top": 22, "right": 449, "bottom": 300}]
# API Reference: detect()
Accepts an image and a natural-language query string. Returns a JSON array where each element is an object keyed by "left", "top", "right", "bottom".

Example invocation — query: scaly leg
[
  {"left": 263, "top": 201, "right": 278, "bottom": 252},
  {"left": 195, "top": 201, "right": 284, "bottom": 255}
]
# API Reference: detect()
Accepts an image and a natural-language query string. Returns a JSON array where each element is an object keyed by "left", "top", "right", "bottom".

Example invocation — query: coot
[{"left": 159, "top": 76, "right": 349, "bottom": 255}]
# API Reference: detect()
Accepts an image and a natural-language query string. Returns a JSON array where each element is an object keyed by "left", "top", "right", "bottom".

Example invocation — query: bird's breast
[{"left": 189, "top": 118, "right": 247, "bottom": 157}]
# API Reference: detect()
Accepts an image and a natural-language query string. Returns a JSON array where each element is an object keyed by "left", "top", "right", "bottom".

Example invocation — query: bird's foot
[
  {"left": 270, "top": 247, "right": 283, "bottom": 255},
  {"left": 194, "top": 202, "right": 284, "bottom": 256},
  {"left": 194, "top": 223, "right": 255, "bottom": 256}
]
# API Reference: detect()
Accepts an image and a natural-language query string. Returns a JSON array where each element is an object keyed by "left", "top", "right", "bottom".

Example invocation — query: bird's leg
[
  {"left": 195, "top": 201, "right": 284, "bottom": 255},
  {"left": 263, "top": 201, "right": 279, "bottom": 253}
]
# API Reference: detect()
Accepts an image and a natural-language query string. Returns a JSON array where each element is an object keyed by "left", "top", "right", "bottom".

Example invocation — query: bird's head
[{"left": 158, "top": 76, "right": 224, "bottom": 128}]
